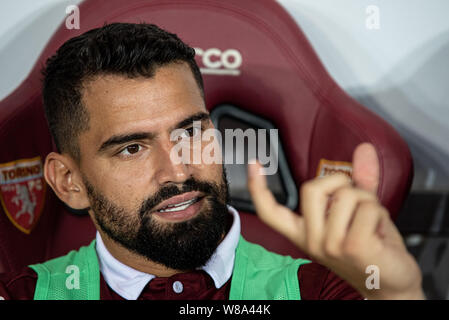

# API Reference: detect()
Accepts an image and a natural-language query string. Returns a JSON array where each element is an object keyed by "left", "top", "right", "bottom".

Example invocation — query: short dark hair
[{"left": 42, "top": 22, "right": 204, "bottom": 161}]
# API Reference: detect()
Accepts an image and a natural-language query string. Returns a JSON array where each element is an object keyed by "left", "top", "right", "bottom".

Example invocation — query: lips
[{"left": 152, "top": 191, "right": 205, "bottom": 213}]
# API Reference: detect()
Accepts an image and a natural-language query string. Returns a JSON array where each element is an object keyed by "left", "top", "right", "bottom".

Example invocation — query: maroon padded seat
[{"left": 0, "top": 0, "right": 413, "bottom": 273}]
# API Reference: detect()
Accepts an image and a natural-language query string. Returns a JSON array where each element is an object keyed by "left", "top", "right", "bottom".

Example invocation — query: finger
[
  {"left": 345, "top": 201, "right": 389, "bottom": 257},
  {"left": 300, "top": 173, "right": 352, "bottom": 253},
  {"left": 324, "top": 187, "right": 378, "bottom": 256},
  {"left": 248, "top": 161, "right": 306, "bottom": 246},
  {"left": 352, "top": 143, "right": 380, "bottom": 194}
]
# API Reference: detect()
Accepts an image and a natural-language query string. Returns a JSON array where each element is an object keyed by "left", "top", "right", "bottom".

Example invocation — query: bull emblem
[{"left": 11, "top": 184, "right": 36, "bottom": 224}]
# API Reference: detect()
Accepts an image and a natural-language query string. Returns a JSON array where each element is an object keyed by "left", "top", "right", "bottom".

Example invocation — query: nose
[{"left": 153, "top": 138, "right": 192, "bottom": 186}]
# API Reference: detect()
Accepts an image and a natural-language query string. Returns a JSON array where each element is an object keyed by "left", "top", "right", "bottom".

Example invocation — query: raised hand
[{"left": 247, "top": 143, "right": 424, "bottom": 299}]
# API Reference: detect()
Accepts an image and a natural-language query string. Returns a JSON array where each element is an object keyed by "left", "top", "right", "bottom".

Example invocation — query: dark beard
[{"left": 84, "top": 170, "right": 230, "bottom": 271}]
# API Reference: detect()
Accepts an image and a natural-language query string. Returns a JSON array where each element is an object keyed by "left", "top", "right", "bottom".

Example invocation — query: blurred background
[{"left": 0, "top": 0, "right": 448, "bottom": 298}]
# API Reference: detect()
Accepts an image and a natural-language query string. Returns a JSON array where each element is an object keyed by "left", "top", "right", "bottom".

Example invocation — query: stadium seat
[{"left": 0, "top": 0, "right": 413, "bottom": 273}]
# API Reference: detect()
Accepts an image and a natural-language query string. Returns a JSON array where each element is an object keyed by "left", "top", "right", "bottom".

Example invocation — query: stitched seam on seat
[
  {"left": 105, "top": 0, "right": 328, "bottom": 96},
  {"left": 317, "top": 85, "right": 385, "bottom": 201},
  {"left": 0, "top": 91, "right": 43, "bottom": 138}
]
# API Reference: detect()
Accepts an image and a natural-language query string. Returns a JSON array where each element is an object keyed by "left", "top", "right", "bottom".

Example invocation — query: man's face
[{"left": 77, "top": 62, "right": 229, "bottom": 270}]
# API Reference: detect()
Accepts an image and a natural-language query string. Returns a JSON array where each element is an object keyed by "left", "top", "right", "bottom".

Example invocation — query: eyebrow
[
  {"left": 172, "top": 112, "right": 210, "bottom": 130},
  {"left": 97, "top": 111, "right": 210, "bottom": 153},
  {"left": 98, "top": 132, "right": 155, "bottom": 153}
]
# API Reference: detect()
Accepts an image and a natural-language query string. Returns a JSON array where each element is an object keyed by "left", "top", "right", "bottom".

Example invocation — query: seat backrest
[{"left": 0, "top": 0, "right": 413, "bottom": 272}]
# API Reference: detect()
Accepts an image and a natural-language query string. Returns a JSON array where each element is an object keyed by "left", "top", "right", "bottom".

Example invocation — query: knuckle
[
  {"left": 358, "top": 200, "right": 378, "bottom": 211},
  {"left": 306, "top": 237, "right": 321, "bottom": 257},
  {"left": 300, "top": 180, "right": 318, "bottom": 198},
  {"left": 357, "top": 200, "right": 383, "bottom": 217},
  {"left": 334, "top": 187, "right": 356, "bottom": 201},
  {"left": 323, "top": 240, "right": 341, "bottom": 258},
  {"left": 358, "top": 189, "right": 377, "bottom": 201},
  {"left": 342, "top": 238, "right": 362, "bottom": 259},
  {"left": 333, "top": 187, "right": 377, "bottom": 205}
]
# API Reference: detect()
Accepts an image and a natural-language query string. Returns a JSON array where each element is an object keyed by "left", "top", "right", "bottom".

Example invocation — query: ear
[
  {"left": 352, "top": 142, "right": 380, "bottom": 194},
  {"left": 43, "top": 152, "right": 90, "bottom": 210}
]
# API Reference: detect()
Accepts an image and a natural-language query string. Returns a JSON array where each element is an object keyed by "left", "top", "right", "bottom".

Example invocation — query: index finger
[
  {"left": 300, "top": 173, "right": 352, "bottom": 250},
  {"left": 247, "top": 161, "right": 306, "bottom": 246}
]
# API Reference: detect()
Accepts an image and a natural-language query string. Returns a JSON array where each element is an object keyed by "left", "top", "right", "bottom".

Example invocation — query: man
[{"left": 0, "top": 23, "right": 420, "bottom": 300}]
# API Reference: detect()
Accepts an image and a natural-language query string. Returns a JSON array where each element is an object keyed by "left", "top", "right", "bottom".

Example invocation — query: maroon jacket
[{"left": 0, "top": 262, "right": 362, "bottom": 300}]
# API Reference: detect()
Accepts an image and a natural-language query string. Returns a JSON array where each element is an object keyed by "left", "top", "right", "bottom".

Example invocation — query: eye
[
  {"left": 184, "top": 126, "right": 201, "bottom": 138},
  {"left": 179, "top": 127, "right": 201, "bottom": 140},
  {"left": 119, "top": 144, "right": 142, "bottom": 156}
]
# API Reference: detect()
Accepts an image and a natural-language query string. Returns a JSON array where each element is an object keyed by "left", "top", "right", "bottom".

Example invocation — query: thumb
[{"left": 352, "top": 143, "right": 380, "bottom": 194}]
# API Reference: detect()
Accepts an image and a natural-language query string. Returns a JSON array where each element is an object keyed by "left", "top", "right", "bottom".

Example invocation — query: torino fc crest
[{"left": 0, "top": 157, "right": 46, "bottom": 234}]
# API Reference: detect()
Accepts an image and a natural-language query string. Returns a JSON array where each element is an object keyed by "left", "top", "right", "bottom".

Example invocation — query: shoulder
[
  {"left": 238, "top": 237, "right": 309, "bottom": 268},
  {"left": 298, "top": 262, "right": 364, "bottom": 300},
  {"left": 239, "top": 238, "right": 362, "bottom": 300},
  {"left": 0, "top": 266, "right": 37, "bottom": 300}
]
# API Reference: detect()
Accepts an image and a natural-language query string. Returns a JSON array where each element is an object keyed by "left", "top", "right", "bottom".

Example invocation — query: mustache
[{"left": 138, "top": 177, "right": 225, "bottom": 218}]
